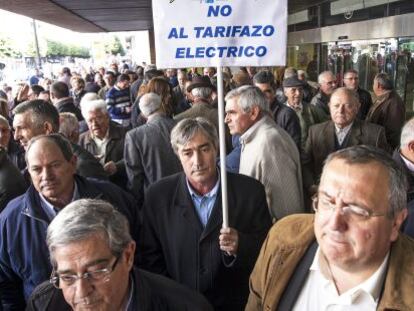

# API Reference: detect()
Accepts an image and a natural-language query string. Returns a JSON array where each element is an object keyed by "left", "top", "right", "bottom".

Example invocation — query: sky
[{"left": 0, "top": 9, "right": 96, "bottom": 47}]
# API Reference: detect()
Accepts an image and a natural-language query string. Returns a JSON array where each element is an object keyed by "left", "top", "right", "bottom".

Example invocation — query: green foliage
[
  {"left": 46, "top": 40, "right": 90, "bottom": 58},
  {"left": 104, "top": 36, "right": 125, "bottom": 56},
  {"left": 0, "top": 36, "right": 22, "bottom": 58}
]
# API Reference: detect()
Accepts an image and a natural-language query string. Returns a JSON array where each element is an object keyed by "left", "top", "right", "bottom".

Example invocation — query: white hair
[
  {"left": 318, "top": 71, "right": 335, "bottom": 84},
  {"left": 191, "top": 87, "right": 212, "bottom": 100},
  {"left": 401, "top": 117, "right": 414, "bottom": 148},
  {"left": 139, "top": 93, "right": 162, "bottom": 117},
  {"left": 59, "top": 112, "right": 79, "bottom": 139},
  {"left": 225, "top": 85, "right": 270, "bottom": 114},
  {"left": 297, "top": 70, "right": 307, "bottom": 79},
  {"left": 80, "top": 96, "right": 108, "bottom": 120}
]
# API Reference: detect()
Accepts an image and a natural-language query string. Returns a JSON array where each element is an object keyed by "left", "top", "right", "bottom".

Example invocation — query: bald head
[{"left": 328, "top": 87, "right": 360, "bottom": 128}]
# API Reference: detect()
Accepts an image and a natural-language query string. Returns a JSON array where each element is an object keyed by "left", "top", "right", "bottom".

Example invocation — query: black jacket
[
  {"left": 26, "top": 268, "right": 213, "bottom": 311},
  {"left": 54, "top": 97, "right": 83, "bottom": 121},
  {"left": 0, "top": 148, "right": 27, "bottom": 213},
  {"left": 140, "top": 172, "right": 271, "bottom": 310},
  {"left": 271, "top": 100, "right": 302, "bottom": 151},
  {"left": 71, "top": 142, "right": 108, "bottom": 181},
  {"left": 79, "top": 122, "right": 127, "bottom": 188},
  {"left": 0, "top": 175, "right": 139, "bottom": 310},
  {"left": 356, "top": 87, "right": 373, "bottom": 120}
]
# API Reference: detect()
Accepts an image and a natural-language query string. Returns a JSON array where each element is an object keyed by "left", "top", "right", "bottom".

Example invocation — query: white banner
[{"left": 152, "top": 0, "right": 287, "bottom": 69}]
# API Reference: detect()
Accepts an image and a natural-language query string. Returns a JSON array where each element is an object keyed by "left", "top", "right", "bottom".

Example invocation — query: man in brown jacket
[
  {"left": 302, "top": 87, "right": 389, "bottom": 197},
  {"left": 246, "top": 145, "right": 413, "bottom": 310},
  {"left": 366, "top": 73, "right": 405, "bottom": 149}
]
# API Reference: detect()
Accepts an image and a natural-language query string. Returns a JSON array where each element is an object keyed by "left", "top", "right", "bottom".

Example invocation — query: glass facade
[{"left": 288, "top": 37, "right": 414, "bottom": 116}]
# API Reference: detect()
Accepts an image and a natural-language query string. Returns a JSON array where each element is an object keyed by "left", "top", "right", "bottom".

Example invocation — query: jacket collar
[
  {"left": 83, "top": 121, "right": 124, "bottom": 145},
  {"left": 54, "top": 97, "right": 74, "bottom": 110},
  {"left": 174, "top": 172, "right": 223, "bottom": 241},
  {"left": 20, "top": 175, "right": 103, "bottom": 223},
  {"left": 321, "top": 120, "right": 363, "bottom": 150},
  {"left": 146, "top": 113, "right": 169, "bottom": 124},
  {"left": 240, "top": 115, "right": 271, "bottom": 146}
]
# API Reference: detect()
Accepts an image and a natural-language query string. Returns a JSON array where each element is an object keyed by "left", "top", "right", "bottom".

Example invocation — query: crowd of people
[{"left": 0, "top": 61, "right": 413, "bottom": 310}]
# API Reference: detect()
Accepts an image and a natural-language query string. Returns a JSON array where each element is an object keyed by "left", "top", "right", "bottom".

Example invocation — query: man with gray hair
[
  {"left": 310, "top": 71, "right": 337, "bottom": 121},
  {"left": 59, "top": 112, "right": 79, "bottom": 144},
  {"left": 26, "top": 199, "right": 213, "bottom": 310},
  {"left": 124, "top": 92, "right": 182, "bottom": 205},
  {"left": 246, "top": 145, "right": 412, "bottom": 310},
  {"left": 140, "top": 117, "right": 271, "bottom": 309},
  {"left": 367, "top": 72, "right": 405, "bottom": 149},
  {"left": 225, "top": 85, "right": 304, "bottom": 220},
  {"left": 12, "top": 99, "right": 107, "bottom": 180},
  {"left": 174, "top": 76, "right": 219, "bottom": 132},
  {"left": 394, "top": 117, "right": 414, "bottom": 237},
  {"left": 0, "top": 134, "right": 139, "bottom": 310},
  {"left": 79, "top": 96, "right": 127, "bottom": 189},
  {"left": 0, "top": 115, "right": 25, "bottom": 171}
]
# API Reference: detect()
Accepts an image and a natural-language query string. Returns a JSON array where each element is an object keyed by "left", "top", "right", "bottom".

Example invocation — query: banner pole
[{"left": 217, "top": 66, "right": 229, "bottom": 228}]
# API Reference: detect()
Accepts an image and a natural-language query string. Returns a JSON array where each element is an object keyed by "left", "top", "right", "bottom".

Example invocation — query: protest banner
[
  {"left": 152, "top": 0, "right": 287, "bottom": 227},
  {"left": 153, "top": 0, "right": 287, "bottom": 68}
]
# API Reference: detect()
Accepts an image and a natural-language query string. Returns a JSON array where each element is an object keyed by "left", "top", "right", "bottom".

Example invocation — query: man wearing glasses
[
  {"left": 0, "top": 134, "right": 139, "bottom": 310},
  {"left": 246, "top": 145, "right": 413, "bottom": 310},
  {"left": 310, "top": 71, "right": 337, "bottom": 121},
  {"left": 343, "top": 69, "right": 373, "bottom": 120},
  {"left": 26, "top": 199, "right": 212, "bottom": 310}
]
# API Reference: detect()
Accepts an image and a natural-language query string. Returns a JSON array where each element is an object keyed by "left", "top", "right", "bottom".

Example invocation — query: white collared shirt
[
  {"left": 335, "top": 122, "right": 353, "bottom": 145},
  {"left": 400, "top": 153, "right": 414, "bottom": 173},
  {"left": 39, "top": 181, "right": 79, "bottom": 219},
  {"left": 285, "top": 101, "right": 303, "bottom": 113},
  {"left": 292, "top": 247, "right": 389, "bottom": 311},
  {"left": 91, "top": 131, "right": 110, "bottom": 165}
]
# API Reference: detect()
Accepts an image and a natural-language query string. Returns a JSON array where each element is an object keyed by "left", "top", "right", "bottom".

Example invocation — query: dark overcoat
[{"left": 139, "top": 172, "right": 271, "bottom": 310}]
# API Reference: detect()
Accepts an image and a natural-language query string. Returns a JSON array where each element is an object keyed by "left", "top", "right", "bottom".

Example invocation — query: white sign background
[{"left": 152, "top": 0, "right": 287, "bottom": 69}]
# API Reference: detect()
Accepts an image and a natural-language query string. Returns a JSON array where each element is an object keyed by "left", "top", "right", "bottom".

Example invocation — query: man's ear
[
  {"left": 250, "top": 105, "right": 261, "bottom": 121},
  {"left": 407, "top": 141, "right": 414, "bottom": 153},
  {"left": 43, "top": 122, "right": 54, "bottom": 135},
  {"left": 390, "top": 208, "right": 408, "bottom": 242},
  {"left": 123, "top": 241, "right": 136, "bottom": 270},
  {"left": 69, "top": 155, "right": 77, "bottom": 169}
]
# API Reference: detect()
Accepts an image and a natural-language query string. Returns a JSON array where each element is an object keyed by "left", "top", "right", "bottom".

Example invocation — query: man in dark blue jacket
[{"left": 0, "top": 134, "right": 139, "bottom": 310}]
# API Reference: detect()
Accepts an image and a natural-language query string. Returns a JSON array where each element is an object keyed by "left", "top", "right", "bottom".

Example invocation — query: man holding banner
[
  {"left": 140, "top": 118, "right": 271, "bottom": 310},
  {"left": 150, "top": 0, "right": 286, "bottom": 307}
]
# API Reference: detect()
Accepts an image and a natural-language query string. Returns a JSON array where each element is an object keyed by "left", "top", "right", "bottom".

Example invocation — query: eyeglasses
[
  {"left": 50, "top": 256, "right": 120, "bottom": 289},
  {"left": 323, "top": 81, "right": 336, "bottom": 85},
  {"left": 312, "top": 194, "right": 388, "bottom": 222}
]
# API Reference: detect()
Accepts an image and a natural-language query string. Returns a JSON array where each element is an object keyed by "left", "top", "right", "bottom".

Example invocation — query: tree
[
  {"left": 46, "top": 40, "right": 90, "bottom": 58},
  {"left": 104, "top": 35, "right": 125, "bottom": 56},
  {"left": 0, "top": 36, "right": 22, "bottom": 58}
]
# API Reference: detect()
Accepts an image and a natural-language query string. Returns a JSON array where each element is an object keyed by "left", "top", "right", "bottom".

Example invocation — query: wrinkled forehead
[
  {"left": 27, "top": 138, "right": 66, "bottom": 162},
  {"left": 321, "top": 74, "right": 335, "bottom": 83},
  {"left": 320, "top": 158, "right": 389, "bottom": 194}
]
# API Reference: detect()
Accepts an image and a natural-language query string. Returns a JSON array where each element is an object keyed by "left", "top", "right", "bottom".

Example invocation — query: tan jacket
[
  {"left": 239, "top": 116, "right": 304, "bottom": 220},
  {"left": 246, "top": 214, "right": 414, "bottom": 311}
]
